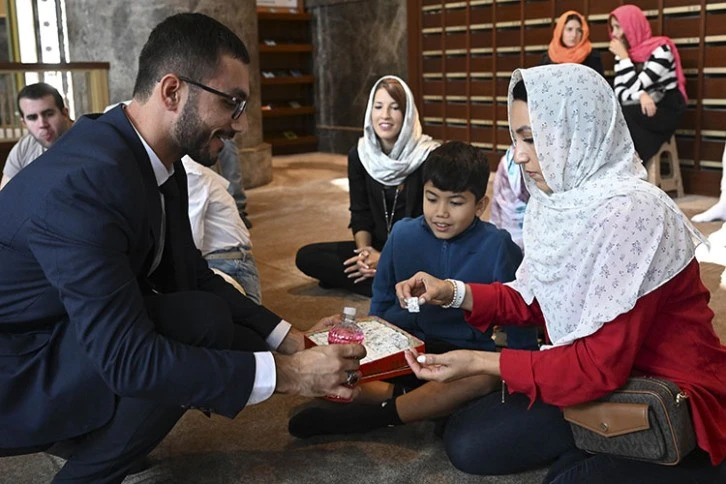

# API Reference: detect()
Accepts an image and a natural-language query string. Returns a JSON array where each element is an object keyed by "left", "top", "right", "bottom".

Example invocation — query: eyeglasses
[{"left": 178, "top": 75, "right": 247, "bottom": 120}]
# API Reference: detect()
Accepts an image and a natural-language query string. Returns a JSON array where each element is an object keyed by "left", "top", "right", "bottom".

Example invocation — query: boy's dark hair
[
  {"left": 512, "top": 80, "right": 528, "bottom": 102},
  {"left": 17, "top": 83, "right": 65, "bottom": 117},
  {"left": 422, "top": 141, "right": 490, "bottom": 201},
  {"left": 133, "top": 13, "right": 250, "bottom": 102}
]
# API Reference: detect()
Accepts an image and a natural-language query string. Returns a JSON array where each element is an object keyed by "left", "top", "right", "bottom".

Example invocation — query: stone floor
[{"left": 1, "top": 152, "right": 724, "bottom": 484}]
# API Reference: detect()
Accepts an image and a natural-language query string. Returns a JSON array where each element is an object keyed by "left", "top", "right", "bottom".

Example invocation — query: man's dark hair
[
  {"left": 512, "top": 80, "right": 528, "bottom": 102},
  {"left": 422, "top": 141, "right": 490, "bottom": 201},
  {"left": 17, "top": 82, "right": 65, "bottom": 117},
  {"left": 133, "top": 13, "right": 251, "bottom": 101}
]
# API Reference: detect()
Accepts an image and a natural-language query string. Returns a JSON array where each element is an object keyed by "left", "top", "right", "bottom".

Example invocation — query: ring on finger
[{"left": 345, "top": 370, "right": 360, "bottom": 386}]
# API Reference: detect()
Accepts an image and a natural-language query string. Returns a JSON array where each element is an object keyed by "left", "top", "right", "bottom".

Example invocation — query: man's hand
[
  {"left": 274, "top": 344, "right": 366, "bottom": 399},
  {"left": 306, "top": 313, "right": 342, "bottom": 333},
  {"left": 276, "top": 327, "right": 305, "bottom": 355}
]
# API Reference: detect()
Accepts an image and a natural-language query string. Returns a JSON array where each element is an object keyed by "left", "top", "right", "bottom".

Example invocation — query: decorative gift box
[{"left": 304, "top": 316, "right": 425, "bottom": 383}]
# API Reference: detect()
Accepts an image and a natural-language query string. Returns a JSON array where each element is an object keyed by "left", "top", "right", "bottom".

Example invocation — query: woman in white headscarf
[
  {"left": 397, "top": 64, "right": 726, "bottom": 482},
  {"left": 296, "top": 76, "right": 439, "bottom": 296}
]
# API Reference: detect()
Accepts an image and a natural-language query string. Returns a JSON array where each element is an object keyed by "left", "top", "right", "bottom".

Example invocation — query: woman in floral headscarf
[
  {"left": 397, "top": 64, "right": 725, "bottom": 482},
  {"left": 609, "top": 4, "right": 687, "bottom": 163},
  {"left": 541, "top": 10, "right": 603, "bottom": 76}
]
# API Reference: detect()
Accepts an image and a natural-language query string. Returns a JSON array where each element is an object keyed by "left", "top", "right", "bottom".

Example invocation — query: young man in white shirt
[
  {"left": 183, "top": 142, "right": 261, "bottom": 303},
  {"left": 0, "top": 83, "right": 73, "bottom": 189}
]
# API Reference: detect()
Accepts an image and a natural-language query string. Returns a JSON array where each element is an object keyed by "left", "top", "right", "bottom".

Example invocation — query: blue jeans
[
  {"left": 503, "top": 326, "right": 539, "bottom": 350},
  {"left": 206, "top": 248, "right": 261, "bottom": 305},
  {"left": 442, "top": 392, "right": 724, "bottom": 483}
]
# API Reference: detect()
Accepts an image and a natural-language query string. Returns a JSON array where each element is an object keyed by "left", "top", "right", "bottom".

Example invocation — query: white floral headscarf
[
  {"left": 357, "top": 76, "right": 439, "bottom": 186},
  {"left": 506, "top": 64, "right": 705, "bottom": 348}
]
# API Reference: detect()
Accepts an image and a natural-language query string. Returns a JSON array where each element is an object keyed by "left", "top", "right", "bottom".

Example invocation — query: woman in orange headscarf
[{"left": 542, "top": 11, "right": 603, "bottom": 76}]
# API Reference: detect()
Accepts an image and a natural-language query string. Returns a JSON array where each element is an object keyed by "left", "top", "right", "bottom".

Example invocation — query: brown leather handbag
[{"left": 563, "top": 377, "right": 697, "bottom": 465}]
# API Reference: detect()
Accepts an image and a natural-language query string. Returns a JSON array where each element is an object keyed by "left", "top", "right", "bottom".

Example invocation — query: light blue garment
[{"left": 207, "top": 247, "right": 261, "bottom": 305}]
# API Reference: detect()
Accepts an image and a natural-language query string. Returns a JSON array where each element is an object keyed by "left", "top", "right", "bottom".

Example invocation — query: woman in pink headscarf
[{"left": 609, "top": 4, "right": 687, "bottom": 163}]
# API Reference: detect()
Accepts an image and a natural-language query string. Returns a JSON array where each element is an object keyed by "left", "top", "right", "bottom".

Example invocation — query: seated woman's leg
[
  {"left": 549, "top": 448, "right": 725, "bottom": 484},
  {"left": 621, "top": 91, "right": 685, "bottom": 162},
  {"left": 295, "top": 241, "right": 372, "bottom": 297},
  {"left": 444, "top": 392, "right": 576, "bottom": 475}
]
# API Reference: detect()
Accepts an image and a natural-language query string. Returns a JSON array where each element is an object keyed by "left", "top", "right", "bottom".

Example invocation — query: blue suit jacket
[{"left": 0, "top": 106, "right": 279, "bottom": 448}]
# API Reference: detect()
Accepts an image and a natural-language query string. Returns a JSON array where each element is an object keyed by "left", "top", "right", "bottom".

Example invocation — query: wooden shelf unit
[
  {"left": 258, "top": 11, "right": 317, "bottom": 155},
  {"left": 408, "top": 0, "right": 726, "bottom": 196},
  {"left": 261, "top": 75, "right": 314, "bottom": 86},
  {"left": 262, "top": 106, "right": 315, "bottom": 118}
]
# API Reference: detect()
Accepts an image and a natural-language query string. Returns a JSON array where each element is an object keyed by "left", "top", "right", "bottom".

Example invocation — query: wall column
[{"left": 65, "top": 0, "right": 272, "bottom": 187}]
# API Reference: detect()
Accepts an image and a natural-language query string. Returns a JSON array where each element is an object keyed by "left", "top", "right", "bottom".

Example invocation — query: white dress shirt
[
  {"left": 182, "top": 156, "right": 251, "bottom": 254},
  {"left": 127, "top": 110, "right": 287, "bottom": 406}
]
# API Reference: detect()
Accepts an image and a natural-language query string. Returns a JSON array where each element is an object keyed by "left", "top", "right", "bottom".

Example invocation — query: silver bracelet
[
  {"left": 441, "top": 279, "right": 457, "bottom": 308},
  {"left": 451, "top": 280, "right": 466, "bottom": 308}
]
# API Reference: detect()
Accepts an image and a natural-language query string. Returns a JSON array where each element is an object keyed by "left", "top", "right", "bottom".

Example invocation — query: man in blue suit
[{"left": 0, "top": 13, "right": 364, "bottom": 483}]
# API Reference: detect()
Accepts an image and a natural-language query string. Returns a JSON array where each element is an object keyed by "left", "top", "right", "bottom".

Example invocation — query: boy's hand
[
  {"left": 395, "top": 271, "right": 453, "bottom": 307},
  {"left": 343, "top": 247, "right": 379, "bottom": 283}
]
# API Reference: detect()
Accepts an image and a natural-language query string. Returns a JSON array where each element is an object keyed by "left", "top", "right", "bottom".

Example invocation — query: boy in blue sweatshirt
[{"left": 289, "top": 142, "right": 538, "bottom": 438}]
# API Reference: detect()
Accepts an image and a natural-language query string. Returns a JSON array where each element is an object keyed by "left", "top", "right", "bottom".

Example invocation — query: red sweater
[{"left": 465, "top": 259, "right": 726, "bottom": 465}]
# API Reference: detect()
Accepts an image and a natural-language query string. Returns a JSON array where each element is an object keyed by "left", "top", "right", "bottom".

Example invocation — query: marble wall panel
[
  {"left": 65, "top": 0, "right": 262, "bottom": 148},
  {"left": 309, "top": 0, "right": 408, "bottom": 153}
]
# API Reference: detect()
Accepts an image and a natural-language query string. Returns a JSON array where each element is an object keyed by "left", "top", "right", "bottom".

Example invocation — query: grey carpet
[{"left": 1, "top": 152, "right": 723, "bottom": 483}]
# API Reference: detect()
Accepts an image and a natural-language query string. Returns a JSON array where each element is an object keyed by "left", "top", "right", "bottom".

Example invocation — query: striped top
[{"left": 613, "top": 45, "right": 678, "bottom": 104}]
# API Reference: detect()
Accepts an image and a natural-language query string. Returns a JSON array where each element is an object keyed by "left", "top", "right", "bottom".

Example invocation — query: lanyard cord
[{"left": 382, "top": 185, "right": 402, "bottom": 234}]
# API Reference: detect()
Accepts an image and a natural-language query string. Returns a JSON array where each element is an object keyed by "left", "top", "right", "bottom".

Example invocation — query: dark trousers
[
  {"left": 8, "top": 291, "right": 266, "bottom": 484},
  {"left": 621, "top": 89, "right": 685, "bottom": 162},
  {"left": 443, "top": 392, "right": 724, "bottom": 483},
  {"left": 295, "top": 241, "right": 373, "bottom": 297}
]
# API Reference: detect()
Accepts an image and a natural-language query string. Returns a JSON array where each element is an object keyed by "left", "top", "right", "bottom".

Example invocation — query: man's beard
[{"left": 173, "top": 93, "right": 218, "bottom": 167}]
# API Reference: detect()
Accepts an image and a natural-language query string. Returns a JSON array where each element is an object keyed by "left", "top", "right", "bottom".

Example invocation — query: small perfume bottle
[{"left": 326, "top": 307, "right": 364, "bottom": 402}]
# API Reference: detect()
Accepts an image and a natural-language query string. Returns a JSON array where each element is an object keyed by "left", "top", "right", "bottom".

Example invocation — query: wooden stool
[{"left": 645, "top": 135, "right": 684, "bottom": 198}]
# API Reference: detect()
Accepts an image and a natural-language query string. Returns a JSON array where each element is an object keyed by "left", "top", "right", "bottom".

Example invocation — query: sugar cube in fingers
[
  {"left": 406, "top": 297, "right": 420, "bottom": 313},
  {"left": 416, "top": 355, "right": 426, "bottom": 364}
]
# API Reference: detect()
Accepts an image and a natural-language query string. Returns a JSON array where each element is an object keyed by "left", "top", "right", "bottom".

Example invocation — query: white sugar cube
[
  {"left": 406, "top": 297, "right": 420, "bottom": 313},
  {"left": 416, "top": 355, "right": 427, "bottom": 364}
]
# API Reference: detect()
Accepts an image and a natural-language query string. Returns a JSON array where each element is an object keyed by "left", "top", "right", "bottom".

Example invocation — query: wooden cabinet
[
  {"left": 408, "top": 1, "right": 726, "bottom": 196},
  {"left": 258, "top": 11, "right": 317, "bottom": 155}
]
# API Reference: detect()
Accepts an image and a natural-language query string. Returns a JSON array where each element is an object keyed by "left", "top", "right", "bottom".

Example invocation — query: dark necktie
[{"left": 156, "top": 176, "right": 191, "bottom": 291}]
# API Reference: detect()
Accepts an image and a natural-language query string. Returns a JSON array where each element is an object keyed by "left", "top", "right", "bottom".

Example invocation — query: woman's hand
[
  {"left": 395, "top": 271, "right": 453, "bottom": 307},
  {"left": 404, "top": 347, "right": 500, "bottom": 383},
  {"left": 608, "top": 39, "right": 629, "bottom": 59},
  {"left": 639, "top": 92, "right": 657, "bottom": 117},
  {"left": 343, "top": 246, "right": 380, "bottom": 283}
]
